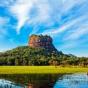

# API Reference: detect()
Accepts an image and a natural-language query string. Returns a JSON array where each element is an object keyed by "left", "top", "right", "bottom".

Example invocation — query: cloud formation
[
  {"left": 8, "top": 0, "right": 52, "bottom": 34},
  {"left": 0, "top": 0, "right": 88, "bottom": 56}
]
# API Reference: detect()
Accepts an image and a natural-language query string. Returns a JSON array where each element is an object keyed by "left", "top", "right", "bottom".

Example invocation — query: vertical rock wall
[{"left": 29, "top": 35, "right": 57, "bottom": 52}]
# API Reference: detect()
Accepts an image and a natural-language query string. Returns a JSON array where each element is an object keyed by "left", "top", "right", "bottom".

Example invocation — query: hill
[
  {"left": 0, "top": 46, "right": 88, "bottom": 66},
  {"left": 0, "top": 46, "right": 65, "bottom": 65},
  {"left": 0, "top": 34, "right": 87, "bottom": 66}
]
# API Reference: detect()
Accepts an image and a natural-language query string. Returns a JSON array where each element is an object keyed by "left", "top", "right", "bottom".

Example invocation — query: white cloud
[
  {"left": 42, "top": 15, "right": 87, "bottom": 36},
  {"left": 1, "top": 0, "right": 88, "bottom": 35},
  {"left": 9, "top": 0, "right": 52, "bottom": 34},
  {"left": 62, "top": 0, "right": 87, "bottom": 13},
  {"left": 9, "top": 0, "right": 35, "bottom": 34},
  {"left": 65, "top": 24, "right": 88, "bottom": 40}
]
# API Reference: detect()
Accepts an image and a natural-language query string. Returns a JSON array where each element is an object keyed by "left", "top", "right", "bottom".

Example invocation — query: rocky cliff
[{"left": 29, "top": 34, "right": 58, "bottom": 52}]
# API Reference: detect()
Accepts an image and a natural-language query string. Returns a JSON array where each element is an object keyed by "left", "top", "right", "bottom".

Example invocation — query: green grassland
[{"left": 0, "top": 66, "right": 88, "bottom": 74}]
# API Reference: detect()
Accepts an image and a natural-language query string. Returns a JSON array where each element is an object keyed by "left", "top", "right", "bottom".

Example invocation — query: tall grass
[{"left": 0, "top": 66, "right": 87, "bottom": 74}]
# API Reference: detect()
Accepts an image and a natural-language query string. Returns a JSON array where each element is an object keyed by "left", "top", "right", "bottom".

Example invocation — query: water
[
  {"left": 0, "top": 79, "right": 22, "bottom": 88},
  {"left": 0, "top": 74, "right": 60, "bottom": 88},
  {"left": 0, "top": 73, "right": 88, "bottom": 88},
  {"left": 54, "top": 73, "right": 88, "bottom": 88}
]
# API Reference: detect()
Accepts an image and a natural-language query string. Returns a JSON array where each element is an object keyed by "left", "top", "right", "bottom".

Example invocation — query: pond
[{"left": 0, "top": 73, "right": 88, "bottom": 88}]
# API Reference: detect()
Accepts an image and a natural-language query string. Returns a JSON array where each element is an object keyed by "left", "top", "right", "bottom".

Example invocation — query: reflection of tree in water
[{"left": 0, "top": 74, "right": 63, "bottom": 88}]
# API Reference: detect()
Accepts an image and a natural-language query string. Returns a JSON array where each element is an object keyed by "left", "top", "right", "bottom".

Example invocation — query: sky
[{"left": 0, "top": 0, "right": 88, "bottom": 57}]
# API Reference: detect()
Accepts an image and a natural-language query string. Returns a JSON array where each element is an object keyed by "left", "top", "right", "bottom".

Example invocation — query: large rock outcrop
[{"left": 29, "top": 34, "right": 58, "bottom": 52}]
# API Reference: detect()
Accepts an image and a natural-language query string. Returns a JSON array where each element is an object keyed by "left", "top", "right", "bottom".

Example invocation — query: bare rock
[{"left": 28, "top": 34, "right": 58, "bottom": 53}]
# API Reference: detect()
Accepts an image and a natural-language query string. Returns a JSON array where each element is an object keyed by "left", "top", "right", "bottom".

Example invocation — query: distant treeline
[{"left": 0, "top": 46, "right": 88, "bottom": 66}]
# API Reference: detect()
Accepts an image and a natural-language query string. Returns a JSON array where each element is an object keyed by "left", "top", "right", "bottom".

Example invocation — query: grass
[{"left": 0, "top": 66, "right": 88, "bottom": 74}]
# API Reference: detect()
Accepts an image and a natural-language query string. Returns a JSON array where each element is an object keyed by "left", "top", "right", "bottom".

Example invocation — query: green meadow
[{"left": 0, "top": 66, "right": 88, "bottom": 74}]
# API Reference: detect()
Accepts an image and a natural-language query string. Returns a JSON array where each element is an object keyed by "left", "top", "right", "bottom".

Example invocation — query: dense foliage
[{"left": 0, "top": 46, "right": 88, "bottom": 66}]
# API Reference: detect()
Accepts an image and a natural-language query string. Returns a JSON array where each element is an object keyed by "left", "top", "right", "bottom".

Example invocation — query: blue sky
[{"left": 0, "top": 0, "right": 88, "bottom": 57}]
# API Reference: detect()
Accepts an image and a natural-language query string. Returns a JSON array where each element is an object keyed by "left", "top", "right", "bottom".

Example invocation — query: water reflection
[
  {"left": 0, "top": 73, "right": 88, "bottom": 88},
  {"left": 54, "top": 73, "right": 88, "bottom": 88},
  {"left": 0, "top": 74, "right": 62, "bottom": 88},
  {"left": 0, "top": 79, "right": 24, "bottom": 88}
]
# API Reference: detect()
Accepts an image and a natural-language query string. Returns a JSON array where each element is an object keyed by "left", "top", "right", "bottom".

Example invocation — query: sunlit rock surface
[{"left": 29, "top": 35, "right": 58, "bottom": 52}]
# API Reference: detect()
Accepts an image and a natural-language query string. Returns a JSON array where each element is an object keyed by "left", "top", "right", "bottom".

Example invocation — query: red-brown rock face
[{"left": 29, "top": 35, "right": 57, "bottom": 52}]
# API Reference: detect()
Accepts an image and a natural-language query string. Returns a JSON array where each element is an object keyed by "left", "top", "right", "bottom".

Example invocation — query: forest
[{"left": 0, "top": 46, "right": 88, "bottom": 66}]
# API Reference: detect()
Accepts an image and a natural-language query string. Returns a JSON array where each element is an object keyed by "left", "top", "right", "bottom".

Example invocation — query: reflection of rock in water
[
  {"left": 0, "top": 74, "right": 62, "bottom": 88},
  {"left": 27, "top": 82, "right": 53, "bottom": 88},
  {"left": 28, "top": 84, "right": 34, "bottom": 88},
  {"left": 26, "top": 74, "right": 59, "bottom": 88}
]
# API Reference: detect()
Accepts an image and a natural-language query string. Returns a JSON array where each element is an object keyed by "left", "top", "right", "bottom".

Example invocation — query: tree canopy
[{"left": 0, "top": 46, "right": 88, "bottom": 66}]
